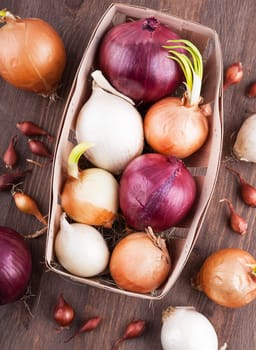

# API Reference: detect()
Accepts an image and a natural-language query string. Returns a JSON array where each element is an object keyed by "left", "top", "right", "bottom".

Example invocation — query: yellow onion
[
  {"left": 193, "top": 248, "right": 256, "bottom": 308},
  {"left": 61, "top": 142, "right": 119, "bottom": 227},
  {"left": 144, "top": 39, "right": 210, "bottom": 159},
  {"left": 144, "top": 95, "right": 209, "bottom": 158},
  {"left": 0, "top": 10, "right": 66, "bottom": 96},
  {"left": 109, "top": 228, "right": 171, "bottom": 293}
]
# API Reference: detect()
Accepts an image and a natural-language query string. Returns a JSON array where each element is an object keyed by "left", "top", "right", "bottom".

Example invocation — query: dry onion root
[{"left": 0, "top": 9, "right": 66, "bottom": 98}]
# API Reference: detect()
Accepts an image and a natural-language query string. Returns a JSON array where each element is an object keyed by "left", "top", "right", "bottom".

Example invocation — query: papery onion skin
[
  {"left": 76, "top": 79, "right": 144, "bottom": 175},
  {"left": 98, "top": 17, "right": 184, "bottom": 104},
  {"left": 55, "top": 215, "right": 110, "bottom": 278},
  {"left": 161, "top": 306, "right": 218, "bottom": 350},
  {"left": 0, "top": 16, "right": 66, "bottom": 95},
  {"left": 61, "top": 168, "right": 119, "bottom": 227},
  {"left": 233, "top": 114, "right": 256, "bottom": 163},
  {"left": 119, "top": 153, "right": 197, "bottom": 232},
  {"left": 0, "top": 226, "right": 32, "bottom": 305},
  {"left": 109, "top": 232, "right": 171, "bottom": 293},
  {"left": 194, "top": 248, "right": 256, "bottom": 308},
  {"left": 144, "top": 96, "right": 209, "bottom": 158}
]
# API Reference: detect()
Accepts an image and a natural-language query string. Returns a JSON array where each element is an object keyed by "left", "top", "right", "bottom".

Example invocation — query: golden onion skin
[{"left": 0, "top": 17, "right": 66, "bottom": 95}]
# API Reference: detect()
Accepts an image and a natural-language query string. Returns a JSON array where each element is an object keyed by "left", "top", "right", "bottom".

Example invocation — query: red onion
[
  {"left": 119, "top": 153, "right": 197, "bottom": 232},
  {"left": 98, "top": 17, "right": 184, "bottom": 104},
  {"left": 0, "top": 226, "right": 32, "bottom": 305}
]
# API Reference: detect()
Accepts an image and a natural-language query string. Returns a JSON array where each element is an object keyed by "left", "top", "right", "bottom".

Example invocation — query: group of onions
[
  {"left": 0, "top": 10, "right": 67, "bottom": 306},
  {"left": 53, "top": 16, "right": 212, "bottom": 295}
]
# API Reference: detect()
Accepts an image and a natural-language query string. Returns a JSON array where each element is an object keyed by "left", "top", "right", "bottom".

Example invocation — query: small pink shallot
[
  {"left": 247, "top": 82, "right": 256, "bottom": 98},
  {"left": 226, "top": 166, "right": 256, "bottom": 207},
  {"left": 112, "top": 319, "right": 146, "bottom": 350},
  {"left": 16, "top": 121, "right": 53, "bottom": 141},
  {"left": 0, "top": 169, "right": 31, "bottom": 191},
  {"left": 220, "top": 198, "right": 248, "bottom": 235},
  {"left": 223, "top": 62, "right": 243, "bottom": 89},
  {"left": 53, "top": 293, "right": 75, "bottom": 328},
  {"left": 3, "top": 135, "right": 18, "bottom": 169},
  {"left": 64, "top": 317, "right": 102, "bottom": 343},
  {"left": 28, "top": 139, "right": 53, "bottom": 159}
]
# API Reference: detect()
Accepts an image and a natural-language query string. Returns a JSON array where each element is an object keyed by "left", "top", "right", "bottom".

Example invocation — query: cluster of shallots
[
  {"left": 192, "top": 62, "right": 256, "bottom": 313},
  {"left": 53, "top": 294, "right": 226, "bottom": 350},
  {"left": 0, "top": 121, "right": 55, "bottom": 238},
  {"left": 53, "top": 293, "right": 146, "bottom": 349}
]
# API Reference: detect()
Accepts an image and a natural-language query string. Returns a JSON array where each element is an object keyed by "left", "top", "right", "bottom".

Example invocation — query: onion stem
[
  {"left": 0, "top": 9, "right": 16, "bottom": 20},
  {"left": 163, "top": 39, "right": 203, "bottom": 105},
  {"left": 246, "top": 264, "right": 256, "bottom": 276},
  {"left": 67, "top": 142, "right": 93, "bottom": 179}
]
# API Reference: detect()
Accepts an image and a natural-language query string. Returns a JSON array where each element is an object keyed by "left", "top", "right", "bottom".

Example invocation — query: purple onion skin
[
  {"left": 120, "top": 154, "right": 197, "bottom": 232},
  {"left": 98, "top": 17, "right": 184, "bottom": 104},
  {"left": 0, "top": 227, "right": 32, "bottom": 305}
]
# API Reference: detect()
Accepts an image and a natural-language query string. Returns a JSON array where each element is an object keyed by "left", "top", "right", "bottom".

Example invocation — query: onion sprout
[
  {"left": 0, "top": 9, "right": 16, "bottom": 21},
  {"left": 163, "top": 39, "right": 203, "bottom": 104},
  {"left": 67, "top": 142, "right": 94, "bottom": 179}
]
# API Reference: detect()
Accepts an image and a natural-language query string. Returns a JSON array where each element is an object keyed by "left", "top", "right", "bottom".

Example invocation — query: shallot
[
  {"left": 0, "top": 169, "right": 31, "bottom": 191},
  {"left": 3, "top": 135, "right": 18, "bottom": 169},
  {"left": 16, "top": 121, "right": 53, "bottom": 141},
  {"left": 112, "top": 319, "right": 146, "bottom": 350},
  {"left": 247, "top": 82, "right": 256, "bottom": 97},
  {"left": 27, "top": 139, "right": 52, "bottom": 159},
  {"left": 226, "top": 166, "right": 256, "bottom": 206},
  {"left": 219, "top": 198, "right": 248, "bottom": 235},
  {"left": 53, "top": 293, "right": 74, "bottom": 327},
  {"left": 11, "top": 188, "right": 47, "bottom": 226},
  {"left": 64, "top": 317, "right": 102, "bottom": 343},
  {"left": 223, "top": 62, "right": 243, "bottom": 89}
]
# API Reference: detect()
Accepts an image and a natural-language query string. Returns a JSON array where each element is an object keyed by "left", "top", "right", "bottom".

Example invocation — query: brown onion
[
  {"left": 109, "top": 229, "right": 171, "bottom": 294},
  {"left": 193, "top": 248, "right": 256, "bottom": 308},
  {"left": 0, "top": 10, "right": 66, "bottom": 96},
  {"left": 144, "top": 95, "right": 209, "bottom": 158}
]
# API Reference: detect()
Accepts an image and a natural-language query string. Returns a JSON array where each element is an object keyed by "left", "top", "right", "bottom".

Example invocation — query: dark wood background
[{"left": 1, "top": 0, "right": 256, "bottom": 349}]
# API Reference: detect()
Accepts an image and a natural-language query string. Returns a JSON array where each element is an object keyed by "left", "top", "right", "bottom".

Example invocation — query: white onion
[
  {"left": 161, "top": 306, "right": 220, "bottom": 350},
  {"left": 75, "top": 70, "right": 144, "bottom": 175},
  {"left": 55, "top": 213, "right": 110, "bottom": 277},
  {"left": 233, "top": 114, "right": 256, "bottom": 162}
]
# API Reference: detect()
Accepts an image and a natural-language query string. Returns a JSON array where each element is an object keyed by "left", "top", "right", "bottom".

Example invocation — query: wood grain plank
[{"left": 1, "top": 1, "right": 256, "bottom": 349}]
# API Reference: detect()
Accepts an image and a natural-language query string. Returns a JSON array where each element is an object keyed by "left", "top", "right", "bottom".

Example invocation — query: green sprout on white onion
[
  {"left": 67, "top": 141, "right": 94, "bottom": 179},
  {"left": 163, "top": 39, "right": 203, "bottom": 105}
]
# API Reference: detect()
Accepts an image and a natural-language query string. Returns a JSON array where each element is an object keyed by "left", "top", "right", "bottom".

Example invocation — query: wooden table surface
[{"left": 1, "top": 0, "right": 256, "bottom": 349}]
